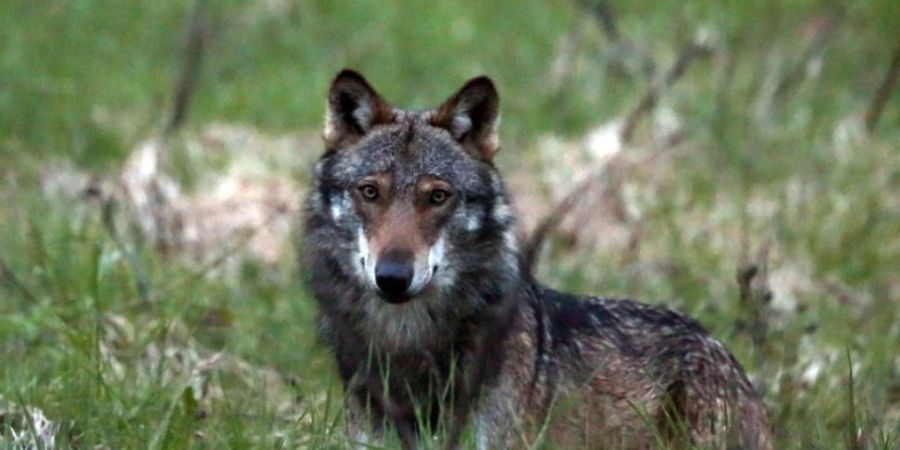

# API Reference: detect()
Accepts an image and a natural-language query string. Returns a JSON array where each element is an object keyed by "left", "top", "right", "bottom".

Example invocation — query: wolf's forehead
[{"left": 336, "top": 123, "right": 480, "bottom": 186}]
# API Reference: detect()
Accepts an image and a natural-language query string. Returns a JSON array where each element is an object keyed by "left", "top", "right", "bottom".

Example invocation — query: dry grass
[{"left": 2, "top": 1, "right": 897, "bottom": 448}]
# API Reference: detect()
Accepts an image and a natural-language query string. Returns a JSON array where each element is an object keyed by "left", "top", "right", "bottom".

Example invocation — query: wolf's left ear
[
  {"left": 431, "top": 76, "right": 500, "bottom": 160},
  {"left": 324, "top": 70, "right": 393, "bottom": 148}
]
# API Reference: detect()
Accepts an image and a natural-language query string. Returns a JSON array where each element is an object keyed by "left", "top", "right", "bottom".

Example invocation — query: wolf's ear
[
  {"left": 324, "top": 70, "right": 393, "bottom": 147},
  {"left": 431, "top": 76, "right": 500, "bottom": 160}
]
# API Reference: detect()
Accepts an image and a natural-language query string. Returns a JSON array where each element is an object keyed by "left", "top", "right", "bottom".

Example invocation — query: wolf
[{"left": 301, "top": 70, "right": 774, "bottom": 449}]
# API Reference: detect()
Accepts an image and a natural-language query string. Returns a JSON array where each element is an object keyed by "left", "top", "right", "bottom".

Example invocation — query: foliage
[{"left": 1, "top": 0, "right": 897, "bottom": 448}]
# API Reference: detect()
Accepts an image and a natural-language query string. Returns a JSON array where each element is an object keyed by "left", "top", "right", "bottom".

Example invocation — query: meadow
[{"left": 1, "top": 1, "right": 898, "bottom": 448}]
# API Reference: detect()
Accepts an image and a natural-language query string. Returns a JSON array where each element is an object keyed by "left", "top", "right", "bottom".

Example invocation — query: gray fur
[{"left": 300, "top": 70, "right": 774, "bottom": 449}]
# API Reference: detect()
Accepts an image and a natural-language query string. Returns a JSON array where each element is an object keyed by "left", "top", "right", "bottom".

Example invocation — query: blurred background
[{"left": 1, "top": 0, "right": 898, "bottom": 448}]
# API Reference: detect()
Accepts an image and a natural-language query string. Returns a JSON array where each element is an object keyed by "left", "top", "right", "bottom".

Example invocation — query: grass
[{"left": 1, "top": 0, "right": 898, "bottom": 448}]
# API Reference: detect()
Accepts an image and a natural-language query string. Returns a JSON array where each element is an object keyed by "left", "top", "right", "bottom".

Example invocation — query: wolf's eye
[
  {"left": 430, "top": 189, "right": 450, "bottom": 205},
  {"left": 359, "top": 185, "right": 379, "bottom": 201}
]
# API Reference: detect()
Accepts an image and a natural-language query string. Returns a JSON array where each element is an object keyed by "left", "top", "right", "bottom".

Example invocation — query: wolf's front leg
[
  {"left": 344, "top": 385, "right": 421, "bottom": 450},
  {"left": 344, "top": 394, "right": 386, "bottom": 450}
]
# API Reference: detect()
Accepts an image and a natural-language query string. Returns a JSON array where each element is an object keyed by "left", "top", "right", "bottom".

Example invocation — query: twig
[
  {"left": 577, "top": 0, "right": 656, "bottom": 78},
  {"left": 549, "top": 29, "right": 585, "bottom": 95},
  {"left": 736, "top": 243, "right": 772, "bottom": 387},
  {"left": 101, "top": 197, "right": 153, "bottom": 304},
  {"left": 0, "top": 253, "right": 38, "bottom": 304},
  {"left": 736, "top": 266, "right": 758, "bottom": 311},
  {"left": 864, "top": 38, "right": 900, "bottom": 134},
  {"left": 525, "top": 6, "right": 709, "bottom": 270},
  {"left": 620, "top": 40, "right": 713, "bottom": 144},
  {"left": 586, "top": 0, "right": 619, "bottom": 42},
  {"left": 163, "top": 0, "right": 209, "bottom": 136},
  {"left": 523, "top": 145, "right": 674, "bottom": 274},
  {"left": 772, "top": 13, "right": 840, "bottom": 103},
  {"left": 522, "top": 175, "right": 600, "bottom": 273},
  {"left": 155, "top": 209, "right": 284, "bottom": 300},
  {"left": 846, "top": 348, "right": 862, "bottom": 450},
  {"left": 116, "top": 0, "right": 210, "bottom": 260}
]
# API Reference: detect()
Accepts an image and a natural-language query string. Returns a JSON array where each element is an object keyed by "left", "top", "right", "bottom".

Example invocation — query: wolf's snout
[{"left": 374, "top": 256, "right": 414, "bottom": 303}]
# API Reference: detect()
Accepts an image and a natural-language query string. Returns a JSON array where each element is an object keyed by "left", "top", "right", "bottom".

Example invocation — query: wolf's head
[{"left": 303, "top": 70, "right": 519, "bottom": 351}]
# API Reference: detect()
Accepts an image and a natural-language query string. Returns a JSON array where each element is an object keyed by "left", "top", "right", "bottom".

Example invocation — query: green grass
[{"left": 2, "top": 0, "right": 898, "bottom": 448}]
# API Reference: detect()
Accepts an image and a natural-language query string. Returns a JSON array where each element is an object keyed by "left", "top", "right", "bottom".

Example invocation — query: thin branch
[
  {"left": 525, "top": 3, "right": 709, "bottom": 271},
  {"left": 586, "top": 0, "right": 620, "bottom": 42},
  {"left": 0, "top": 253, "right": 38, "bottom": 304},
  {"left": 620, "top": 40, "right": 713, "bottom": 144},
  {"left": 772, "top": 15, "right": 839, "bottom": 102},
  {"left": 772, "top": 10, "right": 843, "bottom": 106},
  {"left": 864, "top": 38, "right": 900, "bottom": 134},
  {"left": 522, "top": 175, "right": 600, "bottom": 273},
  {"left": 155, "top": 209, "right": 284, "bottom": 301},
  {"left": 164, "top": 0, "right": 209, "bottom": 136},
  {"left": 523, "top": 144, "right": 677, "bottom": 274},
  {"left": 577, "top": 0, "right": 656, "bottom": 77},
  {"left": 845, "top": 348, "right": 862, "bottom": 450},
  {"left": 102, "top": 197, "right": 153, "bottom": 304},
  {"left": 736, "top": 242, "right": 772, "bottom": 387}
]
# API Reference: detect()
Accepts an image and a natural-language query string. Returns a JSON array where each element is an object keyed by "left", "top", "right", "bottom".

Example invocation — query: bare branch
[
  {"left": 736, "top": 242, "right": 772, "bottom": 393},
  {"left": 102, "top": 197, "right": 153, "bottom": 304},
  {"left": 164, "top": 0, "right": 210, "bottom": 136},
  {"left": 620, "top": 40, "right": 713, "bottom": 144},
  {"left": 522, "top": 174, "right": 600, "bottom": 273},
  {"left": 771, "top": 13, "right": 840, "bottom": 102},
  {"left": 577, "top": 0, "right": 656, "bottom": 78},
  {"left": 0, "top": 253, "right": 38, "bottom": 304},
  {"left": 864, "top": 38, "right": 900, "bottom": 134},
  {"left": 586, "top": 0, "right": 620, "bottom": 42},
  {"left": 155, "top": 208, "right": 284, "bottom": 300}
]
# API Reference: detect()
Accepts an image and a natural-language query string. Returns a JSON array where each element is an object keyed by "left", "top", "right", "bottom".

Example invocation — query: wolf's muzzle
[{"left": 374, "top": 254, "right": 414, "bottom": 303}]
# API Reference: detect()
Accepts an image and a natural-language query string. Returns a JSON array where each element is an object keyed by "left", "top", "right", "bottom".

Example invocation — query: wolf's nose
[{"left": 374, "top": 259, "right": 414, "bottom": 303}]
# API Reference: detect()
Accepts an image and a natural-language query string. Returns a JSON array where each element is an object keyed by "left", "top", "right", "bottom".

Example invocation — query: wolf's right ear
[{"left": 324, "top": 70, "right": 393, "bottom": 148}]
